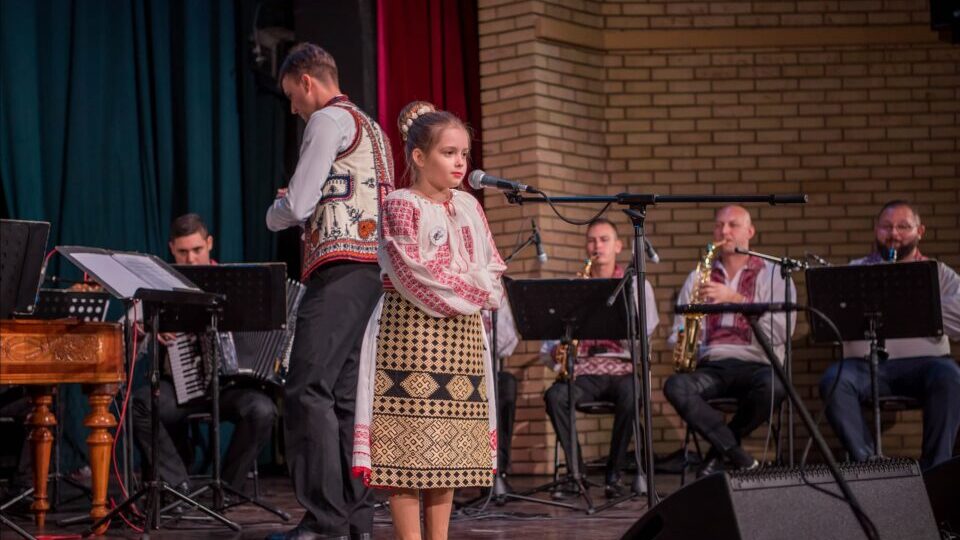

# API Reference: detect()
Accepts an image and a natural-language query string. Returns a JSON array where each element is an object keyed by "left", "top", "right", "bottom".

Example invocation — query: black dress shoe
[
  {"left": 696, "top": 455, "right": 724, "bottom": 478},
  {"left": 550, "top": 477, "right": 580, "bottom": 500},
  {"left": 604, "top": 472, "right": 625, "bottom": 499},
  {"left": 264, "top": 525, "right": 348, "bottom": 540}
]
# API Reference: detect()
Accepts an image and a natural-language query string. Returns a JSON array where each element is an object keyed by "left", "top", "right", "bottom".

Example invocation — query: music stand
[
  {"left": 0, "top": 219, "right": 50, "bottom": 319},
  {"left": 503, "top": 277, "right": 631, "bottom": 514},
  {"left": 52, "top": 246, "right": 241, "bottom": 535},
  {"left": 806, "top": 260, "right": 943, "bottom": 457},
  {"left": 160, "top": 263, "right": 290, "bottom": 521}
]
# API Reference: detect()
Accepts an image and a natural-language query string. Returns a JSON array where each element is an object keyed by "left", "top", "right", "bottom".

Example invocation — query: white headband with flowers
[{"left": 400, "top": 104, "right": 435, "bottom": 142}]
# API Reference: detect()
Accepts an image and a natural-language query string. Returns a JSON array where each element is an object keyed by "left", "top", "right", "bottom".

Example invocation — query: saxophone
[
  {"left": 673, "top": 242, "right": 723, "bottom": 372},
  {"left": 554, "top": 257, "right": 593, "bottom": 381}
]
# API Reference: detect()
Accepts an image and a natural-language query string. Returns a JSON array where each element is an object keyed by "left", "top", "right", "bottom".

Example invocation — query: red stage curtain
[{"left": 377, "top": 0, "right": 482, "bottom": 189}]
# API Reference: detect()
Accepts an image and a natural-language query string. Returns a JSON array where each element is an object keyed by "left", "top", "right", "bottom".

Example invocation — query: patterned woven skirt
[{"left": 367, "top": 291, "right": 492, "bottom": 489}]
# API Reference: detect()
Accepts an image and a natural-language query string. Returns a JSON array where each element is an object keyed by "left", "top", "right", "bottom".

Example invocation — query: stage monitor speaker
[
  {"left": 924, "top": 456, "right": 960, "bottom": 535},
  {"left": 622, "top": 459, "right": 939, "bottom": 540}
]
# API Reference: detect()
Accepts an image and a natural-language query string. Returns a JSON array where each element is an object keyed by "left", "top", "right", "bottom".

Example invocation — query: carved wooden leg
[
  {"left": 85, "top": 385, "right": 118, "bottom": 535},
  {"left": 26, "top": 387, "right": 56, "bottom": 528}
]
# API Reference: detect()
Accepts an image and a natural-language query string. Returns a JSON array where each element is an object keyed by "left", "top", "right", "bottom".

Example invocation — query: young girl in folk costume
[{"left": 352, "top": 101, "right": 505, "bottom": 539}]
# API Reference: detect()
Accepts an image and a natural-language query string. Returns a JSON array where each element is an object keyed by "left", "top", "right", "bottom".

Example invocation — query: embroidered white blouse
[
  {"left": 378, "top": 188, "right": 506, "bottom": 316},
  {"left": 352, "top": 187, "right": 507, "bottom": 481}
]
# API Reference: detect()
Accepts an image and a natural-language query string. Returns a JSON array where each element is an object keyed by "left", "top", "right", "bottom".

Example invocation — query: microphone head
[
  {"left": 538, "top": 252, "right": 548, "bottom": 263},
  {"left": 467, "top": 169, "right": 486, "bottom": 190}
]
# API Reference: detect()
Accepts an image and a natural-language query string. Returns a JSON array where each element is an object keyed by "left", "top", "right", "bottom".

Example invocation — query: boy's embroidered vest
[{"left": 302, "top": 98, "right": 394, "bottom": 280}]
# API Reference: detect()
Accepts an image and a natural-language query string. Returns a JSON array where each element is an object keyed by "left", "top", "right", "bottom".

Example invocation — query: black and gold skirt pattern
[{"left": 365, "top": 291, "right": 493, "bottom": 489}]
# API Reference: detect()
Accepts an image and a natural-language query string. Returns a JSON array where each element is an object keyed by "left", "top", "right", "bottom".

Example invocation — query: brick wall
[{"left": 478, "top": 0, "right": 960, "bottom": 474}]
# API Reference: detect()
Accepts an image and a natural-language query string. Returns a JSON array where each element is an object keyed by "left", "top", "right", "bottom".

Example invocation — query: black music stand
[
  {"left": 806, "top": 260, "right": 943, "bottom": 458},
  {"left": 161, "top": 263, "right": 290, "bottom": 521},
  {"left": 51, "top": 247, "right": 241, "bottom": 535},
  {"left": 0, "top": 220, "right": 46, "bottom": 540},
  {"left": 0, "top": 219, "right": 50, "bottom": 319},
  {"left": 503, "top": 277, "right": 633, "bottom": 514}
]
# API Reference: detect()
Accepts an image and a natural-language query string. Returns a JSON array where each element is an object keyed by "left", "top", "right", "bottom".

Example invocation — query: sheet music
[
  {"left": 113, "top": 253, "right": 197, "bottom": 292},
  {"left": 71, "top": 253, "right": 145, "bottom": 298},
  {"left": 68, "top": 251, "right": 198, "bottom": 299}
]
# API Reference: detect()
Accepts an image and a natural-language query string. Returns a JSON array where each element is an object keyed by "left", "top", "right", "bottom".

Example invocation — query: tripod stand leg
[
  {"left": 158, "top": 484, "right": 241, "bottom": 531},
  {"left": 83, "top": 481, "right": 152, "bottom": 536},
  {"left": 1, "top": 511, "right": 37, "bottom": 540},
  {"left": 0, "top": 488, "right": 33, "bottom": 512},
  {"left": 219, "top": 483, "right": 291, "bottom": 521}
]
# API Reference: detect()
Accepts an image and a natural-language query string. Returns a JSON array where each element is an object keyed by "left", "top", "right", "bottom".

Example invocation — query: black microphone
[
  {"left": 675, "top": 302, "right": 804, "bottom": 315},
  {"left": 531, "top": 219, "right": 548, "bottom": 263},
  {"left": 468, "top": 169, "right": 539, "bottom": 194},
  {"left": 644, "top": 238, "right": 660, "bottom": 263}
]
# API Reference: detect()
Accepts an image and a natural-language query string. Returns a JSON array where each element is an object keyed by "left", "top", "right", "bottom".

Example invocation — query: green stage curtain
[
  {"left": 0, "top": 0, "right": 291, "bottom": 472},
  {"left": 0, "top": 0, "right": 246, "bottom": 267}
]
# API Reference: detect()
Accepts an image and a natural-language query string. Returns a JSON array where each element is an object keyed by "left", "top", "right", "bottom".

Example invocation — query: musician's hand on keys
[
  {"left": 275, "top": 187, "right": 288, "bottom": 199},
  {"left": 158, "top": 333, "right": 177, "bottom": 346},
  {"left": 701, "top": 282, "right": 745, "bottom": 304}
]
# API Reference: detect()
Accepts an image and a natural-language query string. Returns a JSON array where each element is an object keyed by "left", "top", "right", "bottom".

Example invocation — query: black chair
[
  {"left": 877, "top": 395, "right": 921, "bottom": 412},
  {"left": 679, "top": 397, "right": 782, "bottom": 485},
  {"left": 866, "top": 394, "right": 923, "bottom": 459}
]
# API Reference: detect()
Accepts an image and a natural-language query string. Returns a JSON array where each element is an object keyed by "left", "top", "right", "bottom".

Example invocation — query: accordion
[
  {"left": 227, "top": 278, "right": 306, "bottom": 388},
  {"left": 166, "top": 278, "right": 305, "bottom": 404}
]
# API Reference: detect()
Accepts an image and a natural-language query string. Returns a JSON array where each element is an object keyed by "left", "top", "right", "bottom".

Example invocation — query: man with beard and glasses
[{"left": 819, "top": 200, "right": 960, "bottom": 470}]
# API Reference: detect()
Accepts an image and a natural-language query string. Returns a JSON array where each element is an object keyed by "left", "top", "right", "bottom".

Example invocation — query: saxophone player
[
  {"left": 664, "top": 205, "right": 796, "bottom": 477},
  {"left": 539, "top": 218, "right": 659, "bottom": 499}
]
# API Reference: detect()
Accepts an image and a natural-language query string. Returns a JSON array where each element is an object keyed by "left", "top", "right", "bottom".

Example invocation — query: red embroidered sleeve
[{"left": 382, "top": 198, "right": 419, "bottom": 240}]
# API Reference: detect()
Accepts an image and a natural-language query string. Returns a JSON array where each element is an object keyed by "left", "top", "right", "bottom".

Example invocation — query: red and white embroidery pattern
[
  {"left": 382, "top": 199, "right": 420, "bottom": 239},
  {"left": 386, "top": 243, "right": 460, "bottom": 317},
  {"left": 704, "top": 256, "right": 766, "bottom": 346},
  {"left": 461, "top": 226, "right": 475, "bottom": 262}
]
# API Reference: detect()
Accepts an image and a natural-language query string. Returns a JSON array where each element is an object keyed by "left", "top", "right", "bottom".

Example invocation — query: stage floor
[{"left": 1, "top": 473, "right": 685, "bottom": 539}]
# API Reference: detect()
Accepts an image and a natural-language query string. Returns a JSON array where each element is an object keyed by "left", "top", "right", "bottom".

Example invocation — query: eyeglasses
[{"left": 877, "top": 223, "right": 917, "bottom": 233}]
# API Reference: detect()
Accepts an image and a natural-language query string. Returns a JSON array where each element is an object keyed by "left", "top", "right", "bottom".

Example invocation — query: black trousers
[
  {"left": 283, "top": 263, "right": 382, "bottom": 536},
  {"left": 544, "top": 374, "right": 637, "bottom": 477},
  {"left": 497, "top": 371, "right": 517, "bottom": 474},
  {"left": 132, "top": 380, "right": 277, "bottom": 490},
  {"left": 663, "top": 358, "right": 785, "bottom": 456}
]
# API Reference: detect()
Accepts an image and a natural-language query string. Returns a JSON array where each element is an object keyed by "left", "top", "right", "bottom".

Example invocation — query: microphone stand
[
  {"left": 600, "top": 259, "right": 650, "bottom": 511},
  {"left": 503, "top": 189, "right": 807, "bottom": 510},
  {"left": 484, "top": 226, "right": 541, "bottom": 503},
  {"left": 733, "top": 246, "right": 801, "bottom": 465}
]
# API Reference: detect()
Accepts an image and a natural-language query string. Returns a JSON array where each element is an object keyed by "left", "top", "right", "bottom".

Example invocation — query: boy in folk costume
[{"left": 353, "top": 101, "right": 505, "bottom": 540}]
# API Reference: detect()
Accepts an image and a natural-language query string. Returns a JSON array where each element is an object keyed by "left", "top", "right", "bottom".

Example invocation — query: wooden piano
[{"left": 0, "top": 318, "right": 124, "bottom": 535}]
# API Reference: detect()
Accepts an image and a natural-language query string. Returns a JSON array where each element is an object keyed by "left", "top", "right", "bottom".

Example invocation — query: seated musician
[
  {"left": 539, "top": 218, "right": 659, "bottom": 498},
  {"left": 664, "top": 205, "right": 795, "bottom": 477},
  {"left": 819, "top": 200, "right": 960, "bottom": 470},
  {"left": 131, "top": 213, "right": 277, "bottom": 495}
]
